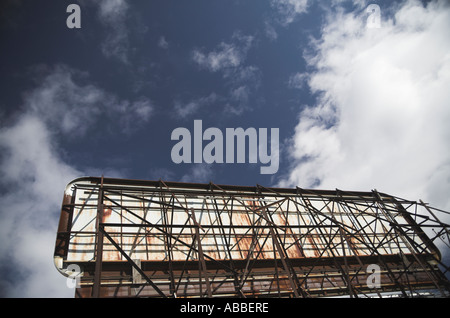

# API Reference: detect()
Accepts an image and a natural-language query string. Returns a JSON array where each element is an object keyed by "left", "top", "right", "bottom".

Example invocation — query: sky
[{"left": 0, "top": 0, "right": 449, "bottom": 297}]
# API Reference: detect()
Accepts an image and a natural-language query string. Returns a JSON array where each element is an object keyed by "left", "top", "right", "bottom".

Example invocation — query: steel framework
[{"left": 54, "top": 177, "right": 450, "bottom": 298}]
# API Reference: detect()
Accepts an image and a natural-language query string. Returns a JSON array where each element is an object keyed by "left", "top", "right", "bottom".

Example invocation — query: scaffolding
[{"left": 54, "top": 177, "right": 450, "bottom": 298}]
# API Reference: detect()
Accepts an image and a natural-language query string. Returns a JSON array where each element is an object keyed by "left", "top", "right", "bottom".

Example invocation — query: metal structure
[{"left": 54, "top": 177, "right": 450, "bottom": 298}]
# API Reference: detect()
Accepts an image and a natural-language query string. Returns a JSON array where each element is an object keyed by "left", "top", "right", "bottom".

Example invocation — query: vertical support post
[
  {"left": 373, "top": 190, "right": 444, "bottom": 295},
  {"left": 209, "top": 183, "right": 246, "bottom": 297},
  {"left": 259, "top": 204, "right": 305, "bottom": 298},
  {"left": 340, "top": 227, "right": 355, "bottom": 298},
  {"left": 132, "top": 259, "right": 143, "bottom": 296},
  {"left": 190, "top": 208, "right": 212, "bottom": 297},
  {"left": 93, "top": 176, "right": 104, "bottom": 298}
]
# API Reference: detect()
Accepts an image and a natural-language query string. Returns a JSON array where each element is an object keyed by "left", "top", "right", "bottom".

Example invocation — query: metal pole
[{"left": 93, "top": 176, "right": 104, "bottom": 298}]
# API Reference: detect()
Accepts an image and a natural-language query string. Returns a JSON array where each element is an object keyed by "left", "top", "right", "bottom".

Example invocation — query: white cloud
[
  {"left": 25, "top": 65, "right": 106, "bottom": 135},
  {"left": 223, "top": 85, "right": 252, "bottom": 116},
  {"left": 0, "top": 64, "right": 154, "bottom": 297},
  {"left": 288, "top": 72, "right": 309, "bottom": 89},
  {"left": 271, "top": 0, "right": 309, "bottom": 25},
  {"left": 223, "top": 65, "right": 261, "bottom": 86},
  {"left": 180, "top": 164, "right": 214, "bottom": 183},
  {"left": 80, "top": 0, "right": 131, "bottom": 63},
  {"left": 174, "top": 65, "right": 261, "bottom": 117},
  {"left": 131, "top": 98, "right": 153, "bottom": 121},
  {"left": 25, "top": 65, "right": 153, "bottom": 136},
  {"left": 192, "top": 32, "right": 254, "bottom": 73},
  {"left": 117, "top": 97, "right": 155, "bottom": 134},
  {"left": 280, "top": 0, "right": 450, "bottom": 214},
  {"left": 188, "top": 33, "right": 261, "bottom": 117},
  {"left": 174, "top": 93, "right": 218, "bottom": 119},
  {"left": 0, "top": 114, "right": 80, "bottom": 297},
  {"left": 158, "top": 36, "right": 169, "bottom": 49},
  {"left": 97, "top": 0, "right": 129, "bottom": 23},
  {"left": 148, "top": 167, "right": 175, "bottom": 181},
  {"left": 264, "top": 21, "right": 278, "bottom": 41},
  {"left": 231, "top": 86, "right": 250, "bottom": 103},
  {"left": 192, "top": 43, "right": 242, "bottom": 72}
]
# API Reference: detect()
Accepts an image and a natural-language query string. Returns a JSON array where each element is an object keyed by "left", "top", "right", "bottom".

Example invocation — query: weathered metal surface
[{"left": 53, "top": 177, "right": 450, "bottom": 298}]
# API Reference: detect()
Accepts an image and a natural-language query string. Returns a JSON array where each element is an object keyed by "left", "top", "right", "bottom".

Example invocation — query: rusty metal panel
[{"left": 53, "top": 177, "right": 450, "bottom": 298}]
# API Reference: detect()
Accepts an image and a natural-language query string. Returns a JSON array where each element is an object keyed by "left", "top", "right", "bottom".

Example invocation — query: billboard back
[{"left": 54, "top": 177, "right": 450, "bottom": 298}]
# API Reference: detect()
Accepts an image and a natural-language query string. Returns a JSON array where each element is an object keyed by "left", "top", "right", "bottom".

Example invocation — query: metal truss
[{"left": 54, "top": 177, "right": 450, "bottom": 298}]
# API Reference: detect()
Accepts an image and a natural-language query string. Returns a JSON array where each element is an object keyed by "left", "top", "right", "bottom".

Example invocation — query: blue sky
[{"left": 0, "top": 0, "right": 449, "bottom": 297}]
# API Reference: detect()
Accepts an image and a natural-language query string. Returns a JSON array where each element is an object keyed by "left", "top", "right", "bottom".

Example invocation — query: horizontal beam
[{"left": 64, "top": 253, "right": 433, "bottom": 272}]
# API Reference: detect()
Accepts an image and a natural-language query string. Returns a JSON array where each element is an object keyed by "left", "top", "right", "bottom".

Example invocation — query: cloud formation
[
  {"left": 0, "top": 114, "right": 80, "bottom": 297},
  {"left": 158, "top": 36, "right": 169, "bottom": 49},
  {"left": 271, "top": 0, "right": 309, "bottom": 25},
  {"left": 288, "top": 72, "right": 308, "bottom": 89},
  {"left": 0, "top": 64, "right": 154, "bottom": 297},
  {"left": 79, "top": 0, "right": 131, "bottom": 63},
  {"left": 174, "top": 93, "right": 218, "bottom": 119},
  {"left": 180, "top": 164, "right": 214, "bottom": 183},
  {"left": 25, "top": 65, "right": 153, "bottom": 136},
  {"left": 188, "top": 33, "right": 261, "bottom": 117},
  {"left": 192, "top": 32, "right": 254, "bottom": 73},
  {"left": 97, "top": 0, "right": 130, "bottom": 63},
  {"left": 281, "top": 0, "right": 450, "bottom": 213}
]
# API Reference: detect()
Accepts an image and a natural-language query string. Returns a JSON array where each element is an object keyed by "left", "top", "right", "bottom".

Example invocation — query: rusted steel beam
[
  {"left": 158, "top": 185, "right": 176, "bottom": 297},
  {"left": 208, "top": 183, "right": 247, "bottom": 297},
  {"left": 103, "top": 192, "right": 238, "bottom": 274},
  {"left": 372, "top": 190, "right": 445, "bottom": 296},
  {"left": 101, "top": 226, "right": 167, "bottom": 298},
  {"left": 259, "top": 200, "right": 307, "bottom": 298},
  {"left": 92, "top": 176, "right": 104, "bottom": 298},
  {"left": 55, "top": 177, "right": 450, "bottom": 298},
  {"left": 189, "top": 208, "right": 212, "bottom": 297}
]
